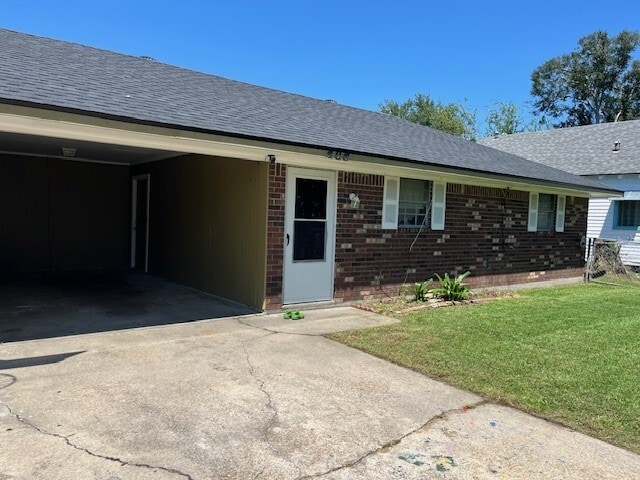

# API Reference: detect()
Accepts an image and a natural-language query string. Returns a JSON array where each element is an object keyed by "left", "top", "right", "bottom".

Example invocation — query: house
[
  {"left": 480, "top": 121, "right": 640, "bottom": 267},
  {"left": 0, "top": 29, "right": 619, "bottom": 311}
]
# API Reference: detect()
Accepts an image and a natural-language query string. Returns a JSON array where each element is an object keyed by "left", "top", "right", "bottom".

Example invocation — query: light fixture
[
  {"left": 61, "top": 147, "right": 77, "bottom": 157},
  {"left": 349, "top": 193, "right": 360, "bottom": 209},
  {"left": 266, "top": 154, "right": 276, "bottom": 164},
  {"left": 613, "top": 141, "right": 621, "bottom": 152}
]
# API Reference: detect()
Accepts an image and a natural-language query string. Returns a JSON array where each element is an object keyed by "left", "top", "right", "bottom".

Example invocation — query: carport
[
  {"left": 0, "top": 271, "right": 256, "bottom": 342},
  {"left": 0, "top": 122, "right": 269, "bottom": 334}
]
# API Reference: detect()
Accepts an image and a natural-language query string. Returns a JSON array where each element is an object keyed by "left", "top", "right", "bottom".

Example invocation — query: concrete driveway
[{"left": 1, "top": 307, "right": 638, "bottom": 479}]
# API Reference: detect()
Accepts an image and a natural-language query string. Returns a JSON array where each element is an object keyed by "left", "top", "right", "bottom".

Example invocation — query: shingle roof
[
  {"left": 479, "top": 121, "right": 640, "bottom": 176},
  {"left": 0, "top": 28, "right": 615, "bottom": 193}
]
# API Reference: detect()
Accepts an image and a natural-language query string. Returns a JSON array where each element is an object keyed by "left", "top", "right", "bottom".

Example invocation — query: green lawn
[{"left": 331, "top": 283, "right": 640, "bottom": 453}]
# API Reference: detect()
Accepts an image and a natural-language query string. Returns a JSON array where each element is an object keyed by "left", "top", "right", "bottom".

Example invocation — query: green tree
[
  {"left": 531, "top": 30, "right": 640, "bottom": 126},
  {"left": 380, "top": 93, "right": 476, "bottom": 140},
  {"left": 484, "top": 101, "right": 549, "bottom": 136},
  {"left": 485, "top": 101, "right": 523, "bottom": 135}
]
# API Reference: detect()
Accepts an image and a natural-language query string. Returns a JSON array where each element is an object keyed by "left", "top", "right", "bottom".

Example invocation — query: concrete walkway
[{"left": 1, "top": 307, "right": 638, "bottom": 479}]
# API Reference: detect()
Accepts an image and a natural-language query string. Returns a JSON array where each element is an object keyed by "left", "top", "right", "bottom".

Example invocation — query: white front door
[{"left": 283, "top": 168, "right": 336, "bottom": 304}]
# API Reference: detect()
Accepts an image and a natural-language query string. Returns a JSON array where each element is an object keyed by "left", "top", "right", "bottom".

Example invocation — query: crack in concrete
[
  {"left": 240, "top": 332, "right": 280, "bottom": 438},
  {"left": 235, "top": 318, "right": 336, "bottom": 338},
  {"left": 240, "top": 332, "right": 304, "bottom": 478},
  {"left": 295, "top": 399, "right": 489, "bottom": 479},
  {"left": 2, "top": 402, "right": 194, "bottom": 480},
  {"left": 237, "top": 318, "right": 325, "bottom": 337},
  {"left": 236, "top": 318, "right": 281, "bottom": 335}
]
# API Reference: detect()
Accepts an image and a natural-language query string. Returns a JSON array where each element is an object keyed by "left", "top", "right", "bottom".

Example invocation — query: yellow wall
[
  {"left": 134, "top": 155, "right": 268, "bottom": 309},
  {"left": 0, "top": 154, "right": 130, "bottom": 272}
]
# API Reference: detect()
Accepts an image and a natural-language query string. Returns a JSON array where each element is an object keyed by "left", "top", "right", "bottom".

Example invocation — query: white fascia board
[
  {"left": 0, "top": 110, "right": 271, "bottom": 162},
  {"left": 278, "top": 151, "right": 609, "bottom": 199},
  {"left": 0, "top": 106, "right": 612, "bottom": 199}
]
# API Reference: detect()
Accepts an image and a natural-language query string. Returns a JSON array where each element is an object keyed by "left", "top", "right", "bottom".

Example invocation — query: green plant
[
  {"left": 430, "top": 271, "right": 471, "bottom": 301},
  {"left": 413, "top": 279, "right": 433, "bottom": 302}
]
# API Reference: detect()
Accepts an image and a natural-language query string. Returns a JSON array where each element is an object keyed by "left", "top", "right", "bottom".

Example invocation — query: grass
[{"left": 331, "top": 283, "right": 640, "bottom": 453}]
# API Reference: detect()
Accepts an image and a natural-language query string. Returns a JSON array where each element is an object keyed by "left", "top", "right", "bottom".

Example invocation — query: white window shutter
[
  {"left": 431, "top": 181, "right": 447, "bottom": 230},
  {"left": 382, "top": 176, "right": 399, "bottom": 229},
  {"left": 528, "top": 192, "right": 539, "bottom": 232},
  {"left": 555, "top": 195, "right": 566, "bottom": 232}
]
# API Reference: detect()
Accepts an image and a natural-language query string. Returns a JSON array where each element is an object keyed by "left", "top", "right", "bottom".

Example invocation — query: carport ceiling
[{"left": 0, "top": 131, "right": 185, "bottom": 165}]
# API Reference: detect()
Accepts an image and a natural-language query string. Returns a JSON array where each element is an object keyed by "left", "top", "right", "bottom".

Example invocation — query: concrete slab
[
  {"left": 240, "top": 306, "right": 400, "bottom": 335},
  {"left": 0, "top": 271, "right": 255, "bottom": 342},
  {"left": 1, "top": 307, "right": 639, "bottom": 479}
]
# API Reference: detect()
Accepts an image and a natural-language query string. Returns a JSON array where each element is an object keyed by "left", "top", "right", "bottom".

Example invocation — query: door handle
[{"left": 286, "top": 233, "right": 290, "bottom": 246}]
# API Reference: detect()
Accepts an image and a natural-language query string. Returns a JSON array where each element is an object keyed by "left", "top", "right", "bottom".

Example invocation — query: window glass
[
  {"left": 293, "top": 221, "right": 325, "bottom": 260},
  {"left": 616, "top": 200, "right": 640, "bottom": 227},
  {"left": 295, "top": 178, "right": 327, "bottom": 219},
  {"left": 293, "top": 178, "right": 327, "bottom": 261},
  {"left": 537, "top": 193, "right": 555, "bottom": 232},
  {"left": 399, "top": 178, "right": 430, "bottom": 227}
]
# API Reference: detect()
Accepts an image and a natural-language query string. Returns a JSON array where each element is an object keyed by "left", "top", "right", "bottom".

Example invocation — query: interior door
[
  {"left": 283, "top": 168, "right": 336, "bottom": 304},
  {"left": 130, "top": 174, "right": 150, "bottom": 272}
]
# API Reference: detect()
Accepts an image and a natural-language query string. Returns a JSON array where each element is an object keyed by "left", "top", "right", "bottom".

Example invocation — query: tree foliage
[
  {"left": 486, "top": 101, "right": 524, "bottom": 135},
  {"left": 531, "top": 30, "right": 640, "bottom": 126},
  {"left": 380, "top": 93, "right": 476, "bottom": 140},
  {"left": 484, "top": 101, "right": 549, "bottom": 136}
]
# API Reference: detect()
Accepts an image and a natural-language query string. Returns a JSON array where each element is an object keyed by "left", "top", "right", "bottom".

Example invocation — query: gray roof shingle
[
  {"left": 0, "top": 28, "right": 615, "bottom": 193},
  {"left": 479, "top": 121, "right": 640, "bottom": 176}
]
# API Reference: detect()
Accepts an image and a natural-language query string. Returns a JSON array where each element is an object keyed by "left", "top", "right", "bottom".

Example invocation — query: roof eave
[{"left": 0, "top": 99, "right": 621, "bottom": 197}]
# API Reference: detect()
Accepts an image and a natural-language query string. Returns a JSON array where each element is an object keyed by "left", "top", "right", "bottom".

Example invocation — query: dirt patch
[{"left": 353, "top": 290, "right": 521, "bottom": 316}]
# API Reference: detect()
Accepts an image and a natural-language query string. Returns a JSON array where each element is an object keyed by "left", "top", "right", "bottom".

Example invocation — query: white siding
[
  {"left": 620, "top": 242, "right": 640, "bottom": 266},
  {"left": 587, "top": 198, "right": 611, "bottom": 238},
  {"left": 586, "top": 175, "right": 640, "bottom": 266}
]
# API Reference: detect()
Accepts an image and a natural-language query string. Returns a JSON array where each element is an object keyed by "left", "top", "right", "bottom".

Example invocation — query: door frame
[
  {"left": 283, "top": 167, "right": 337, "bottom": 304},
  {"left": 130, "top": 174, "right": 150, "bottom": 273}
]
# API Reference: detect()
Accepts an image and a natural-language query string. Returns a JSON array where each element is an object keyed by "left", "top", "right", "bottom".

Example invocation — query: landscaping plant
[
  {"left": 430, "top": 271, "right": 471, "bottom": 301},
  {"left": 413, "top": 279, "right": 433, "bottom": 302}
]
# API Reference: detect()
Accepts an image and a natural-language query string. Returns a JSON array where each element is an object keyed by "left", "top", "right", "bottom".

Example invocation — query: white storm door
[{"left": 283, "top": 168, "right": 336, "bottom": 304}]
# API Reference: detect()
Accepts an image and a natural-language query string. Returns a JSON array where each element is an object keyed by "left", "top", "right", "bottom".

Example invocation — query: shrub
[{"left": 430, "top": 271, "right": 471, "bottom": 301}]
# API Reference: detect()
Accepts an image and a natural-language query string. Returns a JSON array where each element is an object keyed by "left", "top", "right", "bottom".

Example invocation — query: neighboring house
[
  {"left": 0, "top": 29, "right": 618, "bottom": 310},
  {"left": 481, "top": 121, "right": 640, "bottom": 267}
]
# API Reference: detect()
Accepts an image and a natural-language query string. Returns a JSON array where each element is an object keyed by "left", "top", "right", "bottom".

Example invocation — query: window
[
  {"left": 382, "top": 176, "right": 446, "bottom": 230},
  {"left": 615, "top": 200, "right": 640, "bottom": 228},
  {"left": 398, "top": 178, "right": 431, "bottom": 227},
  {"left": 537, "top": 193, "right": 555, "bottom": 232},
  {"left": 528, "top": 192, "right": 565, "bottom": 232}
]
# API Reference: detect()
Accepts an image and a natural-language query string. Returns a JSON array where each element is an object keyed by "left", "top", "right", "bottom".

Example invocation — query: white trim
[
  {"left": 131, "top": 174, "right": 150, "bottom": 272},
  {"left": 528, "top": 192, "right": 539, "bottom": 232},
  {"left": 0, "top": 111, "right": 270, "bottom": 162},
  {"left": 130, "top": 180, "right": 137, "bottom": 268},
  {"left": 382, "top": 176, "right": 400, "bottom": 229},
  {"left": 0, "top": 149, "right": 133, "bottom": 166},
  {"left": 555, "top": 195, "right": 566, "bottom": 232},
  {"left": 431, "top": 181, "right": 447, "bottom": 230},
  {"left": 0, "top": 107, "right": 617, "bottom": 199}
]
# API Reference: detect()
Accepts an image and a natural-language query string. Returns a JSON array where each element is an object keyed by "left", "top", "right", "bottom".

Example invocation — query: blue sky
[{"left": 3, "top": 1, "right": 639, "bottom": 135}]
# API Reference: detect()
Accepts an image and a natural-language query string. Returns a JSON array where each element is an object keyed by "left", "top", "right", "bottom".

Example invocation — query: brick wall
[
  {"left": 265, "top": 163, "right": 286, "bottom": 309},
  {"left": 264, "top": 167, "right": 588, "bottom": 307}
]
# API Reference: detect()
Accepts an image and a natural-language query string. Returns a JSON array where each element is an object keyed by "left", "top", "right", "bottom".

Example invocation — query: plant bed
[{"left": 353, "top": 289, "right": 519, "bottom": 316}]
